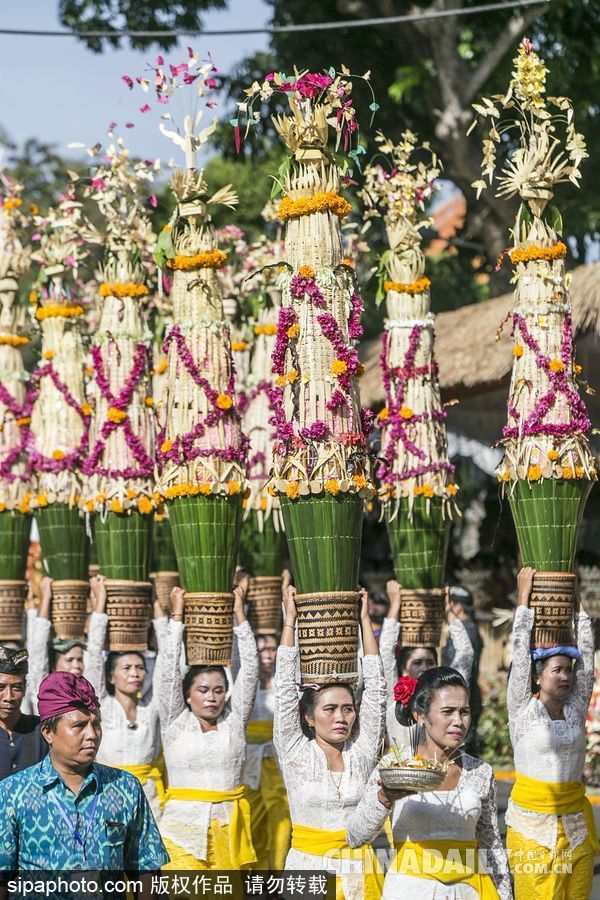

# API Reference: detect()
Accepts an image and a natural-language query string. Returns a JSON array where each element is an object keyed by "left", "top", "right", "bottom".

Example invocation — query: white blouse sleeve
[
  {"left": 157, "top": 619, "right": 187, "bottom": 730},
  {"left": 475, "top": 770, "right": 513, "bottom": 900},
  {"left": 448, "top": 619, "right": 474, "bottom": 684},
  {"left": 26, "top": 613, "right": 51, "bottom": 707},
  {"left": 352, "top": 654, "right": 387, "bottom": 762},
  {"left": 572, "top": 610, "right": 595, "bottom": 713},
  {"left": 346, "top": 765, "right": 389, "bottom": 848},
  {"left": 150, "top": 616, "right": 168, "bottom": 698},
  {"left": 273, "top": 644, "right": 307, "bottom": 764},
  {"left": 229, "top": 620, "right": 258, "bottom": 727},
  {"left": 84, "top": 612, "right": 108, "bottom": 700},
  {"left": 379, "top": 617, "right": 399, "bottom": 694},
  {"left": 507, "top": 606, "right": 534, "bottom": 720}
]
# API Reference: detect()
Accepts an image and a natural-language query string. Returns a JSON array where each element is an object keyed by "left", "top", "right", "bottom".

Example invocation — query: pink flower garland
[
  {"left": 502, "top": 313, "right": 591, "bottom": 440},
  {"left": 28, "top": 364, "right": 89, "bottom": 474},
  {"left": 0, "top": 382, "right": 32, "bottom": 482},
  {"left": 84, "top": 343, "right": 153, "bottom": 479}
]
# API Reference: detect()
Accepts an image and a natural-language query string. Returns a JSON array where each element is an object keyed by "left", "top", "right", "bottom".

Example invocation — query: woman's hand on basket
[
  {"left": 233, "top": 577, "right": 249, "bottom": 625},
  {"left": 170, "top": 586, "right": 185, "bottom": 620},
  {"left": 377, "top": 779, "right": 414, "bottom": 808},
  {"left": 386, "top": 580, "right": 402, "bottom": 620},
  {"left": 282, "top": 584, "right": 297, "bottom": 623},
  {"left": 90, "top": 574, "right": 106, "bottom": 614},
  {"left": 358, "top": 586, "right": 370, "bottom": 621},
  {"left": 517, "top": 567, "right": 535, "bottom": 607}
]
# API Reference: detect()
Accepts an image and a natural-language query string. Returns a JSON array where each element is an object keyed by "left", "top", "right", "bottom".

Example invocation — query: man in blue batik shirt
[{"left": 0, "top": 670, "right": 168, "bottom": 893}]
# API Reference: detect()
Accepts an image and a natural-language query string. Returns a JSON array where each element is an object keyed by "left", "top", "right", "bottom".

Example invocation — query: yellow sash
[
  {"left": 393, "top": 839, "right": 499, "bottom": 899},
  {"left": 110, "top": 762, "right": 166, "bottom": 804},
  {"left": 511, "top": 772, "right": 599, "bottom": 852},
  {"left": 292, "top": 824, "right": 383, "bottom": 900},
  {"left": 165, "top": 785, "right": 256, "bottom": 869},
  {"left": 246, "top": 719, "right": 273, "bottom": 744}
]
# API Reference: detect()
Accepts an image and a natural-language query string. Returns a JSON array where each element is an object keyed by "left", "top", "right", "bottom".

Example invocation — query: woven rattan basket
[
  {"left": 530, "top": 570, "right": 576, "bottom": 648},
  {"left": 295, "top": 590, "right": 359, "bottom": 685},
  {"left": 150, "top": 570, "right": 180, "bottom": 616},
  {"left": 184, "top": 591, "right": 234, "bottom": 665},
  {"left": 400, "top": 587, "right": 446, "bottom": 648},
  {"left": 247, "top": 576, "right": 282, "bottom": 635},
  {"left": 0, "top": 579, "right": 27, "bottom": 640},
  {"left": 51, "top": 579, "right": 89, "bottom": 641},
  {"left": 105, "top": 579, "right": 152, "bottom": 651},
  {"left": 378, "top": 764, "right": 445, "bottom": 792}
]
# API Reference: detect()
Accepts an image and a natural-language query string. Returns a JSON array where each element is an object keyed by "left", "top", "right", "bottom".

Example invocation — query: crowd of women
[{"left": 0, "top": 565, "right": 597, "bottom": 900}]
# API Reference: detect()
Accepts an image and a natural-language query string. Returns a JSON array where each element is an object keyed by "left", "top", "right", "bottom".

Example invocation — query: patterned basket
[
  {"left": 530, "top": 570, "right": 576, "bottom": 648},
  {"left": 400, "top": 587, "right": 446, "bottom": 648},
  {"left": 184, "top": 591, "right": 234, "bottom": 665},
  {"left": 378, "top": 764, "right": 445, "bottom": 792},
  {"left": 150, "top": 570, "right": 180, "bottom": 616},
  {"left": 0, "top": 579, "right": 27, "bottom": 640},
  {"left": 247, "top": 576, "right": 282, "bottom": 635},
  {"left": 295, "top": 591, "right": 359, "bottom": 685},
  {"left": 105, "top": 579, "right": 152, "bottom": 651},
  {"left": 51, "top": 580, "right": 89, "bottom": 641}
]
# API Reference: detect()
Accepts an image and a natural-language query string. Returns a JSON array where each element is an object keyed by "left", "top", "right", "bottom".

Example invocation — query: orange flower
[
  {"left": 29, "top": 291, "right": 37, "bottom": 304},
  {"left": 509, "top": 242, "right": 567, "bottom": 265},
  {"left": 276, "top": 375, "right": 286, "bottom": 388},
  {"left": 575, "top": 466, "right": 585, "bottom": 479},
  {"left": 260, "top": 497, "right": 268, "bottom": 511},
  {"left": 107, "top": 407, "right": 127, "bottom": 424},
  {"left": 216, "top": 393, "right": 233, "bottom": 410},
  {"left": 227, "top": 481, "right": 241, "bottom": 495},
  {"left": 422, "top": 484, "right": 435, "bottom": 498},
  {"left": 126, "top": 488, "right": 137, "bottom": 500},
  {"left": 278, "top": 192, "right": 352, "bottom": 222},
  {"left": 156, "top": 359, "right": 168, "bottom": 374},
  {"left": 574, "top": 364, "right": 583, "bottom": 375},
  {"left": 331, "top": 359, "right": 348, "bottom": 376},
  {"left": 166, "top": 250, "right": 227, "bottom": 271},
  {"left": 287, "top": 324, "right": 300, "bottom": 340},
  {"left": 145, "top": 396, "right": 154, "bottom": 407},
  {"left": 447, "top": 484, "right": 458, "bottom": 496},
  {"left": 99, "top": 282, "right": 149, "bottom": 299},
  {"left": 36, "top": 493, "right": 48, "bottom": 508},
  {"left": 527, "top": 465, "right": 543, "bottom": 481},
  {"left": 378, "top": 407, "right": 389, "bottom": 421},
  {"left": 413, "top": 485, "right": 424, "bottom": 496},
  {"left": 324, "top": 478, "right": 340, "bottom": 496},
  {"left": 138, "top": 496, "right": 154, "bottom": 515},
  {"left": 18, "top": 494, "right": 31, "bottom": 513},
  {"left": 161, "top": 439, "right": 174, "bottom": 453},
  {"left": 561, "top": 466, "right": 574, "bottom": 480},
  {"left": 16, "top": 417, "right": 31, "bottom": 428},
  {"left": 513, "top": 345, "right": 524, "bottom": 358},
  {"left": 85, "top": 499, "right": 95, "bottom": 512},
  {"left": 286, "top": 481, "right": 300, "bottom": 500},
  {"left": 384, "top": 277, "right": 431, "bottom": 296},
  {"left": 353, "top": 474, "right": 367, "bottom": 489},
  {"left": 81, "top": 403, "right": 92, "bottom": 417},
  {"left": 547, "top": 450, "right": 559, "bottom": 461},
  {"left": 400, "top": 407, "right": 413, "bottom": 420},
  {"left": 549, "top": 358, "right": 564, "bottom": 374},
  {"left": 111, "top": 499, "right": 124, "bottom": 513},
  {"left": 298, "top": 265, "right": 315, "bottom": 279},
  {"left": 287, "top": 369, "right": 299, "bottom": 383},
  {"left": 52, "top": 449, "right": 65, "bottom": 460},
  {"left": 232, "top": 341, "right": 248, "bottom": 352}
]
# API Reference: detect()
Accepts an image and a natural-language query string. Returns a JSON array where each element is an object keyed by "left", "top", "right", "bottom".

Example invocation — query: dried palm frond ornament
[
  {"left": 0, "top": 177, "right": 33, "bottom": 639},
  {"left": 82, "top": 138, "right": 158, "bottom": 650},
  {"left": 237, "top": 229, "right": 287, "bottom": 634},
  {"left": 132, "top": 50, "right": 247, "bottom": 664},
  {"left": 238, "top": 69, "right": 377, "bottom": 682},
  {"left": 470, "top": 39, "right": 596, "bottom": 646},
  {"left": 29, "top": 180, "right": 91, "bottom": 639},
  {"left": 360, "top": 131, "right": 458, "bottom": 646}
]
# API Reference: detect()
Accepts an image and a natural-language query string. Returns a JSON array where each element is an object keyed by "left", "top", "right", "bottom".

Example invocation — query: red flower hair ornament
[{"left": 393, "top": 675, "right": 418, "bottom": 706}]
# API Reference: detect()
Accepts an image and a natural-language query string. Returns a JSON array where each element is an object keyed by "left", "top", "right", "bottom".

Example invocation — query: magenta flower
[
  {"left": 147, "top": 194, "right": 158, "bottom": 208},
  {"left": 121, "top": 75, "right": 134, "bottom": 89},
  {"left": 140, "top": 104, "right": 151, "bottom": 114}
]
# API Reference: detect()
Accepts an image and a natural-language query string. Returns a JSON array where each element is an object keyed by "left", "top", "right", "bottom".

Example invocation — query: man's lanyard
[{"left": 49, "top": 782, "right": 100, "bottom": 861}]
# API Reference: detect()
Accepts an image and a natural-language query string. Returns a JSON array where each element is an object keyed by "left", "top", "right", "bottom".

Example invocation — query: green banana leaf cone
[
  {"left": 280, "top": 493, "right": 363, "bottom": 595},
  {"left": 509, "top": 477, "right": 593, "bottom": 571},
  {"left": 94, "top": 511, "right": 152, "bottom": 581},
  {"left": 168, "top": 494, "right": 243, "bottom": 593},
  {"left": 36, "top": 503, "right": 89, "bottom": 581},
  {"left": 385, "top": 496, "right": 450, "bottom": 590},
  {"left": 152, "top": 516, "right": 178, "bottom": 572},
  {"left": 238, "top": 514, "right": 285, "bottom": 577},
  {"left": 0, "top": 510, "right": 31, "bottom": 581}
]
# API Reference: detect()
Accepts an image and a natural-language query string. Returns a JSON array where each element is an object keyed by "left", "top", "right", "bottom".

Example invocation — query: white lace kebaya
[
  {"left": 379, "top": 617, "right": 474, "bottom": 748},
  {"left": 84, "top": 611, "right": 167, "bottom": 820},
  {"left": 505, "top": 605, "right": 594, "bottom": 851},
  {"left": 273, "top": 644, "right": 386, "bottom": 895},
  {"left": 157, "top": 619, "right": 258, "bottom": 861},
  {"left": 346, "top": 753, "right": 512, "bottom": 900}
]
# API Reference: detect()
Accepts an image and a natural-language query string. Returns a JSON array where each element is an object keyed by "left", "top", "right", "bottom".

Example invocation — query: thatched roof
[{"left": 360, "top": 263, "right": 600, "bottom": 406}]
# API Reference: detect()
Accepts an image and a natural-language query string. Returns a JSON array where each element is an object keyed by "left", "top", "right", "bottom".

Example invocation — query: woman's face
[
  {"left": 537, "top": 655, "right": 574, "bottom": 701},
  {"left": 55, "top": 646, "right": 84, "bottom": 676},
  {"left": 257, "top": 636, "right": 277, "bottom": 677},
  {"left": 404, "top": 648, "right": 437, "bottom": 679},
  {"left": 416, "top": 685, "right": 471, "bottom": 752},
  {"left": 109, "top": 654, "right": 146, "bottom": 697},
  {"left": 187, "top": 671, "right": 227, "bottom": 721},
  {"left": 307, "top": 687, "right": 356, "bottom": 746}
]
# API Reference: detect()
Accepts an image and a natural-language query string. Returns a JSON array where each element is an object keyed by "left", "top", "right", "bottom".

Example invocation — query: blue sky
[{"left": 0, "top": 0, "right": 270, "bottom": 164}]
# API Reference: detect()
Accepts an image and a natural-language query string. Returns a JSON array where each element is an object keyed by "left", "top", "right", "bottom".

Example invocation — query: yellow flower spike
[
  {"left": 216, "top": 393, "right": 233, "bottom": 410},
  {"left": 324, "top": 478, "right": 340, "bottom": 496},
  {"left": 286, "top": 482, "right": 300, "bottom": 500}
]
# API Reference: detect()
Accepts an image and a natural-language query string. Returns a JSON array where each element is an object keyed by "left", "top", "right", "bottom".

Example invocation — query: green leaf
[{"left": 388, "top": 66, "right": 423, "bottom": 104}]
